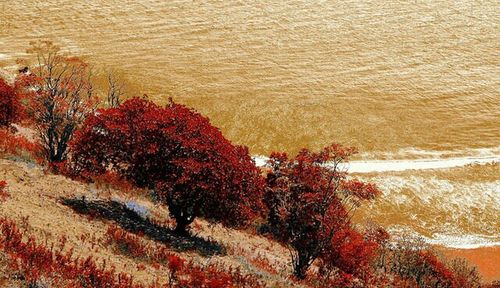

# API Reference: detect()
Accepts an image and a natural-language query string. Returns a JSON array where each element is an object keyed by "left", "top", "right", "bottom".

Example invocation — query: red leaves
[
  {"left": 0, "top": 128, "right": 43, "bottom": 162},
  {"left": 0, "top": 78, "right": 21, "bottom": 127},
  {"left": 104, "top": 225, "right": 264, "bottom": 288},
  {"left": 322, "top": 228, "right": 379, "bottom": 279},
  {"left": 70, "top": 97, "right": 264, "bottom": 234},
  {"left": 0, "top": 181, "right": 8, "bottom": 202},
  {"left": 341, "top": 179, "right": 380, "bottom": 200},
  {"left": 264, "top": 143, "right": 380, "bottom": 279},
  {"left": 167, "top": 254, "right": 185, "bottom": 273},
  {"left": 0, "top": 217, "right": 142, "bottom": 287}
]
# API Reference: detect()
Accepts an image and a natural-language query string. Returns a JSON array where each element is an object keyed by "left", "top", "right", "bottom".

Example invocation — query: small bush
[
  {"left": 0, "top": 78, "right": 20, "bottom": 127},
  {"left": 0, "top": 128, "right": 43, "bottom": 163},
  {"left": 0, "top": 180, "right": 8, "bottom": 202}
]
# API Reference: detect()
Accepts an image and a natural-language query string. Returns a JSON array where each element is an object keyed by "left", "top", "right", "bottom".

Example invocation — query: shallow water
[{"left": 1, "top": 1, "right": 499, "bottom": 250}]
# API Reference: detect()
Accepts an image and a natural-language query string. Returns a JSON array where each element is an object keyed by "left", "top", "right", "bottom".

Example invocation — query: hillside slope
[{"left": 0, "top": 158, "right": 299, "bottom": 287}]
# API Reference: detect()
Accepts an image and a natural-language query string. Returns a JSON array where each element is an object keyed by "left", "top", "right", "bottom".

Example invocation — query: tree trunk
[
  {"left": 293, "top": 250, "right": 314, "bottom": 279},
  {"left": 173, "top": 216, "right": 191, "bottom": 236},
  {"left": 172, "top": 209, "right": 195, "bottom": 236}
]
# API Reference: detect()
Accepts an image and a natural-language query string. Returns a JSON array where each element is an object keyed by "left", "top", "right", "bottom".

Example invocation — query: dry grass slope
[{"left": 0, "top": 158, "right": 302, "bottom": 287}]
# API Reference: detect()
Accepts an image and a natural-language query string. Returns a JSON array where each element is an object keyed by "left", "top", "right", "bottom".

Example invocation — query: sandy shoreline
[{"left": 437, "top": 246, "right": 500, "bottom": 283}]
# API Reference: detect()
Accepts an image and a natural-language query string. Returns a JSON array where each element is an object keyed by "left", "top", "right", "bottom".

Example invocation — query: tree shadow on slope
[{"left": 60, "top": 197, "right": 225, "bottom": 256}]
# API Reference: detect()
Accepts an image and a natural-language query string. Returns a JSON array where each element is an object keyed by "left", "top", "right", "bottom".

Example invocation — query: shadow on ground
[{"left": 60, "top": 197, "right": 225, "bottom": 256}]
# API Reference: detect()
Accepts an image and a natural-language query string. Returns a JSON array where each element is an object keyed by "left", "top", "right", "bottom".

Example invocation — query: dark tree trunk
[
  {"left": 166, "top": 188, "right": 199, "bottom": 236},
  {"left": 173, "top": 216, "right": 193, "bottom": 236},
  {"left": 170, "top": 203, "right": 195, "bottom": 236},
  {"left": 293, "top": 250, "right": 314, "bottom": 279}
]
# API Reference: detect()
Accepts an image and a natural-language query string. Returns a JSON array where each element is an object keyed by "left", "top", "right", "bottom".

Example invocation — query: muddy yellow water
[
  {"left": 1, "top": 0, "right": 499, "bottom": 273},
  {"left": 1, "top": 0, "right": 499, "bottom": 155}
]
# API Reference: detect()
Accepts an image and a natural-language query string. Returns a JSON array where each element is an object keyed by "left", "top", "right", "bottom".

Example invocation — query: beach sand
[{"left": 437, "top": 246, "right": 500, "bottom": 283}]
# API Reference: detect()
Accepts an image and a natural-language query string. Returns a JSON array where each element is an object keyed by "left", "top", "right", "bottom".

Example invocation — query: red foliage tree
[
  {"left": 70, "top": 97, "right": 264, "bottom": 234},
  {"left": 0, "top": 180, "right": 8, "bottom": 202},
  {"left": 14, "top": 41, "right": 98, "bottom": 164},
  {"left": 0, "top": 78, "right": 20, "bottom": 127},
  {"left": 263, "top": 144, "right": 380, "bottom": 279}
]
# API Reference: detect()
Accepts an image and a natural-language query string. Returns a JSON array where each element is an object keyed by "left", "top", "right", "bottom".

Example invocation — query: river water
[{"left": 1, "top": 0, "right": 499, "bottom": 249}]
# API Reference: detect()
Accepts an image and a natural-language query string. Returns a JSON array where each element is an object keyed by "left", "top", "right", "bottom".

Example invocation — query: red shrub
[
  {"left": 320, "top": 227, "right": 379, "bottom": 282},
  {"left": 0, "top": 128, "right": 43, "bottom": 162},
  {"left": 0, "top": 78, "right": 20, "bottom": 127},
  {"left": 70, "top": 97, "right": 265, "bottom": 234},
  {"left": 0, "top": 181, "right": 8, "bottom": 202},
  {"left": 167, "top": 254, "right": 185, "bottom": 273},
  {"left": 263, "top": 143, "right": 380, "bottom": 279}
]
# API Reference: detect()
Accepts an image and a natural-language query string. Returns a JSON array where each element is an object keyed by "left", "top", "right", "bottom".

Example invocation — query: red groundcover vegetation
[
  {"left": 104, "top": 225, "right": 264, "bottom": 288},
  {"left": 0, "top": 217, "right": 142, "bottom": 288},
  {"left": 0, "top": 129, "right": 43, "bottom": 162},
  {"left": 0, "top": 217, "right": 264, "bottom": 288}
]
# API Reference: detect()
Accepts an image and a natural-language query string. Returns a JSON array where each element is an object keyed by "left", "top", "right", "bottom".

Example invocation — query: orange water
[{"left": 1, "top": 0, "right": 498, "bottom": 155}]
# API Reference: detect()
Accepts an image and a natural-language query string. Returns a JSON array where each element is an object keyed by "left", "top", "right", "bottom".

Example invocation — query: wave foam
[
  {"left": 253, "top": 149, "right": 499, "bottom": 173},
  {"left": 388, "top": 226, "right": 500, "bottom": 249}
]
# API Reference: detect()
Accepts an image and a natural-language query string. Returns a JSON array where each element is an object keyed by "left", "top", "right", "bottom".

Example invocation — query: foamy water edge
[{"left": 253, "top": 150, "right": 500, "bottom": 173}]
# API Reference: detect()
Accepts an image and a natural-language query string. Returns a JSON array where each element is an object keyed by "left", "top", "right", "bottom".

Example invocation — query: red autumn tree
[
  {"left": 69, "top": 97, "right": 264, "bottom": 235},
  {"left": 263, "top": 144, "right": 380, "bottom": 279},
  {"left": 14, "top": 41, "right": 98, "bottom": 164},
  {"left": 0, "top": 78, "right": 20, "bottom": 127}
]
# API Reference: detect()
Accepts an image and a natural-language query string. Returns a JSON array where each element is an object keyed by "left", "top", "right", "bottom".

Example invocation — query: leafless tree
[
  {"left": 106, "top": 72, "right": 124, "bottom": 108},
  {"left": 16, "top": 41, "right": 98, "bottom": 163}
]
